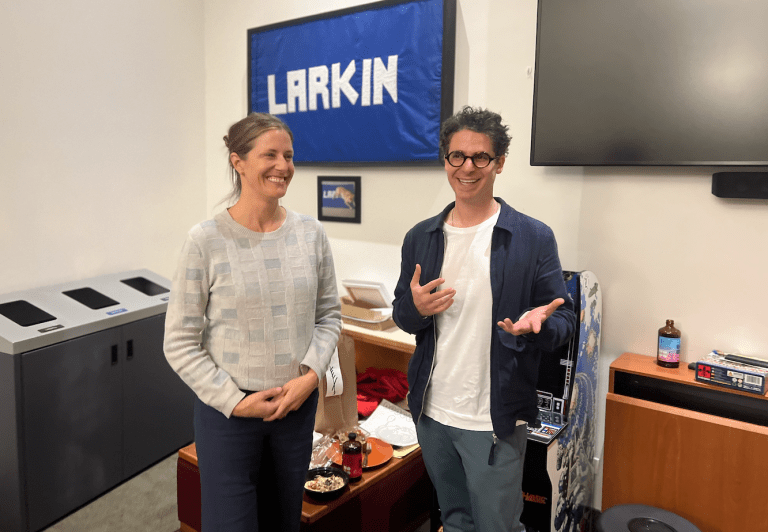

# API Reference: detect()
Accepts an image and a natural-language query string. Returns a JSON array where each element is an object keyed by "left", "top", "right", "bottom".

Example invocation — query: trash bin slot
[
  {"left": 120, "top": 276, "right": 169, "bottom": 296},
  {"left": 62, "top": 287, "right": 119, "bottom": 310},
  {"left": 0, "top": 300, "right": 57, "bottom": 327}
]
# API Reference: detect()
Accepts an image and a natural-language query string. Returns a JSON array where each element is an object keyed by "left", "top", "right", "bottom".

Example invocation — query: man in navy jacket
[{"left": 393, "top": 106, "right": 576, "bottom": 532}]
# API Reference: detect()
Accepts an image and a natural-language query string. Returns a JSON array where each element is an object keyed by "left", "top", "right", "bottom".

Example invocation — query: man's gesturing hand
[
  {"left": 410, "top": 264, "right": 456, "bottom": 317},
  {"left": 497, "top": 298, "right": 564, "bottom": 336}
]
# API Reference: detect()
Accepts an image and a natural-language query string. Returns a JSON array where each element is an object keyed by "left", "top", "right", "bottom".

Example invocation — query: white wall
[
  {"left": 0, "top": 0, "right": 206, "bottom": 293},
  {"left": 202, "top": 0, "right": 768, "bottom": 510},
  {"left": 579, "top": 166, "right": 768, "bottom": 499},
  {"left": 203, "top": 0, "right": 450, "bottom": 300},
  {"left": 201, "top": 0, "right": 582, "bottom": 299},
  {"left": 4, "top": 0, "right": 766, "bottom": 514}
]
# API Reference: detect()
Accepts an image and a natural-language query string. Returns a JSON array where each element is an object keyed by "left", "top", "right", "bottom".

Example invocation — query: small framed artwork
[{"left": 317, "top": 176, "right": 361, "bottom": 223}]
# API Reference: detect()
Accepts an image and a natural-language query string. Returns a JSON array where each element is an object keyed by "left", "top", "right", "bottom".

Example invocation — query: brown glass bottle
[
  {"left": 657, "top": 319, "right": 681, "bottom": 368},
  {"left": 341, "top": 433, "right": 363, "bottom": 482}
]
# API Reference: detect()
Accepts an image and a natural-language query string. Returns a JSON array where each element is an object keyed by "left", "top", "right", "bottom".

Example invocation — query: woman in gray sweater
[{"left": 164, "top": 113, "right": 342, "bottom": 531}]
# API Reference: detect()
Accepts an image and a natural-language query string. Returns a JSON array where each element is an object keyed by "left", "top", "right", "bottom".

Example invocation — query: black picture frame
[{"left": 317, "top": 176, "right": 361, "bottom": 223}]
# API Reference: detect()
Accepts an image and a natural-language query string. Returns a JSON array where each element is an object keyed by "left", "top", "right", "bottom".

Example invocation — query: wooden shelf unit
[
  {"left": 603, "top": 352, "right": 768, "bottom": 532},
  {"left": 342, "top": 322, "right": 415, "bottom": 375}
]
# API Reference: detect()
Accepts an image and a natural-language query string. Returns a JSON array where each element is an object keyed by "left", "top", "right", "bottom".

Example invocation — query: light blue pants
[{"left": 417, "top": 415, "right": 528, "bottom": 532}]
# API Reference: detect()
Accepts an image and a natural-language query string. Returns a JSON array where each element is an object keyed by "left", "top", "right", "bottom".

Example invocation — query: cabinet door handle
[
  {"left": 111, "top": 344, "right": 118, "bottom": 365},
  {"left": 126, "top": 339, "right": 134, "bottom": 360}
]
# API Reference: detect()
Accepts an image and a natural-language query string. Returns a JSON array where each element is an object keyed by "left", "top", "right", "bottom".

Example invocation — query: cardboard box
[
  {"left": 342, "top": 315, "right": 397, "bottom": 331},
  {"left": 340, "top": 280, "right": 396, "bottom": 331},
  {"left": 695, "top": 352, "right": 768, "bottom": 395},
  {"left": 341, "top": 295, "right": 391, "bottom": 321}
]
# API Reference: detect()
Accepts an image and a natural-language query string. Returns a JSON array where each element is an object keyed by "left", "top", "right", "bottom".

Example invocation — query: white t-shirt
[{"left": 423, "top": 209, "right": 500, "bottom": 431}]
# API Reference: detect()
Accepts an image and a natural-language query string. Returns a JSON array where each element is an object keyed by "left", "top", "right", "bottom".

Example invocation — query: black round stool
[{"left": 598, "top": 504, "right": 701, "bottom": 532}]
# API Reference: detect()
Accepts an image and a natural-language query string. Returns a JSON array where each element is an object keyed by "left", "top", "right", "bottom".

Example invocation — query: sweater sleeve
[
  {"left": 163, "top": 232, "right": 245, "bottom": 418},
  {"left": 299, "top": 225, "right": 342, "bottom": 381}
]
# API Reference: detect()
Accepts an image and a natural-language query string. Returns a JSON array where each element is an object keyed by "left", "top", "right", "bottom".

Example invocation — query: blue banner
[{"left": 248, "top": 0, "right": 451, "bottom": 164}]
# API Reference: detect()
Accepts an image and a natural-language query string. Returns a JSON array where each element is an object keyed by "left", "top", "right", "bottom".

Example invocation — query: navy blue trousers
[{"left": 194, "top": 389, "right": 318, "bottom": 532}]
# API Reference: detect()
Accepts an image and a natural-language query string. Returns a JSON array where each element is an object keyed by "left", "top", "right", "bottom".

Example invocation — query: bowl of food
[{"left": 304, "top": 467, "right": 349, "bottom": 501}]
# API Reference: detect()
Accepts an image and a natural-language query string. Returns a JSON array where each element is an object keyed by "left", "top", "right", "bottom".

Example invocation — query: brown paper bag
[{"left": 314, "top": 334, "right": 358, "bottom": 434}]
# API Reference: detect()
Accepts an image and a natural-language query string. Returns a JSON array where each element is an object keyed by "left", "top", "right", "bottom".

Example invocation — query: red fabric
[
  {"left": 357, "top": 397, "right": 379, "bottom": 417},
  {"left": 356, "top": 367, "right": 409, "bottom": 416}
]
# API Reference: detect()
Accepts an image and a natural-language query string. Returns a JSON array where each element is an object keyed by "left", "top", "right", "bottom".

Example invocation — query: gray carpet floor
[{"left": 42, "top": 453, "right": 180, "bottom": 532}]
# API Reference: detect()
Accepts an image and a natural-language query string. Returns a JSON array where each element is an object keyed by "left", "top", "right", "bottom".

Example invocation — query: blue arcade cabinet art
[{"left": 521, "top": 270, "right": 602, "bottom": 532}]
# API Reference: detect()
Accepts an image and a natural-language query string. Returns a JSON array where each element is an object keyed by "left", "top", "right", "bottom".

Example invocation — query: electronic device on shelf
[
  {"left": 695, "top": 351, "right": 768, "bottom": 395},
  {"left": 721, "top": 352, "right": 768, "bottom": 370}
]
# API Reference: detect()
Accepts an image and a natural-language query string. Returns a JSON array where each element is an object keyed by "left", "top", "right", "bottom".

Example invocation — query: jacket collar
[{"left": 425, "top": 197, "right": 517, "bottom": 233}]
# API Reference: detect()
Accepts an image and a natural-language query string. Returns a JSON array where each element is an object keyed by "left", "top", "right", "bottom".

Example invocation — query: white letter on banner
[
  {"left": 308, "top": 66, "right": 330, "bottom": 111},
  {"left": 267, "top": 75, "right": 287, "bottom": 115},
  {"left": 361, "top": 59, "right": 372, "bottom": 106},
  {"left": 373, "top": 55, "right": 398, "bottom": 105},
  {"left": 286, "top": 69, "right": 307, "bottom": 113},
  {"left": 332, "top": 61, "right": 358, "bottom": 107}
]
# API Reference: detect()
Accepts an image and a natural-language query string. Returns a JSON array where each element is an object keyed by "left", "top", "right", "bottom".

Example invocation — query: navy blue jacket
[{"left": 392, "top": 199, "right": 576, "bottom": 438}]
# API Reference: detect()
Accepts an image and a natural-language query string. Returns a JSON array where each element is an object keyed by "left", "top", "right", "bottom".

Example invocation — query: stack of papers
[{"left": 360, "top": 399, "right": 418, "bottom": 447}]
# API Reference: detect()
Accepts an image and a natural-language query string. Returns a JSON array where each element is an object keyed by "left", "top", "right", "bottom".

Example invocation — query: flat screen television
[{"left": 530, "top": 0, "right": 768, "bottom": 167}]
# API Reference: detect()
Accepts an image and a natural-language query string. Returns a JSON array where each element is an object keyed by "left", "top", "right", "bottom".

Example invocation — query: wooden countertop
[
  {"left": 301, "top": 448, "right": 423, "bottom": 523},
  {"left": 341, "top": 322, "right": 415, "bottom": 355},
  {"left": 610, "top": 352, "right": 768, "bottom": 400}
]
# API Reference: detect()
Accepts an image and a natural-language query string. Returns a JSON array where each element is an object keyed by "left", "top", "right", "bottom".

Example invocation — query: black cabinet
[
  {"left": 8, "top": 314, "right": 193, "bottom": 532},
  {"left": 122, "top": 315, "right": 193, "bottom": 476},
  {"left": 22, "top": 326, "right": 124, "bottom": 532}
]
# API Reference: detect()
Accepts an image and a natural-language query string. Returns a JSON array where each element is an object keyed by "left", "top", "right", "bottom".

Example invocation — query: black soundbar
[{"left": 712, "top": 172, "right": 768, "bottom": 199}]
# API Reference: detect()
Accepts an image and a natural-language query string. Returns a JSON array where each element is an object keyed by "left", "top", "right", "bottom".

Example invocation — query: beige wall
[
  {"left": 203, "top": 0, "right": 768, "bottom": 508},
  {"left": 1, "top": 0, "right": 206, "bottom": 293},
  {"left": 4, "top": 0, "right": 768, "bottom": 512},
  {"left": 202, "top": 0, "right": 583, "bottom": 299}
]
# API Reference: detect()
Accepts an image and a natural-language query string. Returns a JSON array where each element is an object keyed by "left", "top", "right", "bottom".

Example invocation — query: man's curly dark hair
[{"left": 439, "top": 105, "right": 511, "bottom": 159}]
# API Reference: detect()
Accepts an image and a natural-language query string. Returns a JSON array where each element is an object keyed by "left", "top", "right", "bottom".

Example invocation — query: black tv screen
[{"left": 531, "top": 0, "right": 768, "bottom": 166}]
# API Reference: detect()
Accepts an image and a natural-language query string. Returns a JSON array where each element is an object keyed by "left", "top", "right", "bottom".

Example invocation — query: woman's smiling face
[{"left": 231, "top": 128, "right": 294, "bottom": 201}]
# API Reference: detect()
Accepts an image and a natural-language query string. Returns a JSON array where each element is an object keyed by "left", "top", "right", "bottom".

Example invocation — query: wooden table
[
  {"left": 301, "top": 447, "right": 431, "bottom": 531},
  {"left": 177, "top": 442, "right": 432, "bottom": 532},
  {"left": 177, "top": 325, "right": 432, "bottom": 532},
  {"left": 603, "top": 352, "right": 768, "bottom": 531}
]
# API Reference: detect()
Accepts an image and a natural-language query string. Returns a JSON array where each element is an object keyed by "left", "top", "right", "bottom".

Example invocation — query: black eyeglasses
[{"left": 445, "top": 151, "right": 498, "bottom": 168}]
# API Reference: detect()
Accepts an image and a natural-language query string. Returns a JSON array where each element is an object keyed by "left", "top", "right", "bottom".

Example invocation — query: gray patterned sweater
[{"left": 163, "top": 209, "right": 342, "bottom": 417}]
